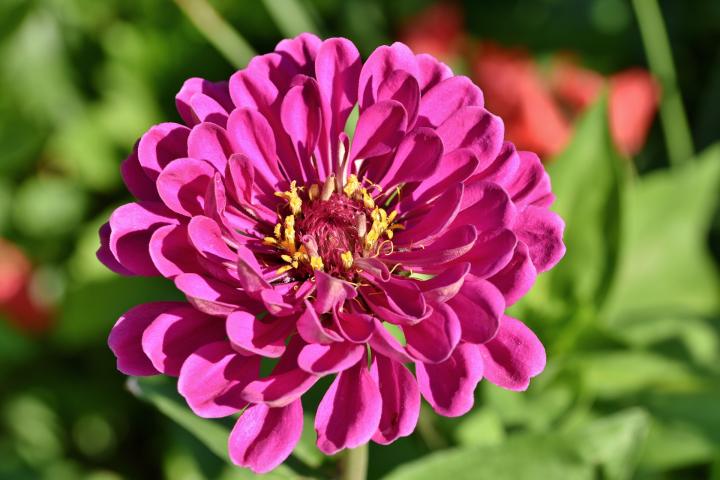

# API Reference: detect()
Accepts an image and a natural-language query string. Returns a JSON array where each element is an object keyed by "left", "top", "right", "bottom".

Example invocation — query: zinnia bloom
[{"left": 98, "top": 33, "right": 565, "bottom": 473}]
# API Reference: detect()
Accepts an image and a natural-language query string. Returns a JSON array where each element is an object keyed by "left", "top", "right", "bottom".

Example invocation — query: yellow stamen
[
  {"left": 361, "top": 188, "right": 375, "bottom": 209},
  {"left": 276, "top": 265, "right": 292, "bottom": 275},
  {"left": 341, "top": 251, "right": 354, "bottom": 269},
  {"left": 281, "top": 254, "right": 293, "bottom": 263},
  {"left": 263, "top": 237, "right": 277, "bottom": 245},
  {"left": 343, "top": 174, "right": 359, "bottom": 197},
  {"left": 310, "top": 256, "right": 324, "bottom": 271},
  {"left": 274, "top": 223, "right": 282, "bottom": 238},
  {"left": 275, "top": 180, "right": 302, "bottom": 215}
]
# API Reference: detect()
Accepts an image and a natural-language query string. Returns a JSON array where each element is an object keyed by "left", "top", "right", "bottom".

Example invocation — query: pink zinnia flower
[{"left": 98, "top": 34, "right": 565, "bottom": 473}]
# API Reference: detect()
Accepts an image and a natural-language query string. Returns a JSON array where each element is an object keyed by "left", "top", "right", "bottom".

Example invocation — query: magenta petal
[
  {"left": 506, "top": 151, "right": 553, "bottom": 208},
  {"left": 276, "top": 32, "right": 321, "bottom": 73},
  {"left": 393, "top": 183, "right": 462, "bottom": 245},
  {"left": 108, "top": 202, "right": 178, "bottom": 276},
  {"left": 109, "top": 302, "right": 182, "bottom": 376},
  {"left": 370, "top": 354, "right": 420, "bottom": 445},
  {"left": 281, "top": 78, "right": 322, "bottom": 180},
  {"left": 141, "top": 304, "right": 225, "bottom": 376},
  {"left": 176, "top": 78, "right": 232, "bottom": 126},
  {"left": 377, "top": 127, "right": 442, "bottom": 190},
  {"left": 415, "top": 53, "right": 453, "bottom": 94},
  {"left": 298, "top": 342, "right": 365, "bottom": 375},
  {"left": 377, "top": 69, "right": 420, "bottom": 127},
  {"left": 334, "top": 308, "right": 375, "bottom": 343},
  {"left": 461, "top": 228, "right": 517, "bottom": 279},
  {"left": 226, "top": 108, "right": 284, "bottom": 187},
  {"left": 243, "top": 368, "right": 318, "bottom": 408},
  {"left": 369, "top": 320, "right": 413, "bottom": 364},
  {"left": 315, "top": 358, "right": 382, "bottom": 454},
  {"left": 227, "top": 310, "right": 291, "bottom": 358},
  {"left": 359, "top": 42, "right": 419, "bottom": 110},
  {"left": 178, "top": 341, "right": 259, "bottom": 417},
  {"left": 406, "top": 148, "right": 478, "bottom": 206},
  {"left": 417, "top": 262, "right": 471, "bottom": 304},
  {"left": 418, "top": 76, "right": 484, "bottom": 127},
  {"left": 297, "top": 300, "right": 344, "bottom": 344},
  {"left": 448, "top": 275, "right": 504, "bottom": 344},
  {"left": 137, "top": 123, "right": 190, "bottom": 180},
  {"left": 514, "top": 206, "right": 566, "bottom": 273},
  {"left": 156, "top": 158, "right": 214, "bottom": 217},
  {"left": 175, "top": 273, "right": 259, "bottom": 317},
  {"left": 416, "top": 343, "right": 484, "bottom": 417},
  {"left": 488, "top": 242, "right": 537, "bottom": 306},
  {"left": 229, "top": 400, "right": 304, "bottom": 474},
  {"left": 404, "top": 303, "right": 461, "bottom": 364},
  {"left": 453, "top": 181, "right": 516, "bottom": 233},
  {"left": 384, "top": 225, "right": 477, "bottom": 268},
  {"left": 473, "top": 141, "right": 520, "bottom": 186},
  {"left": 121, "top": 149, "right": 158, "bottom": 201},
  {"left": 189, "top": 93, "right": 229, "bottom": 127},
  {"left": 186, "top": 122, "right": 231, "bottom": 173},
  {"left": 478, "top": 316, "right": 546, "bottom": 391},
  {"left": 313, "top": 271, "right": 357, "bottom": 314},
  {"left": 97, "top": 222, "right": 133, "bottom": 276},
  {"left": 349, "top": 100, "right": 407, "bottom": 161},
  {"left": 187, "top": 215, "right": 235, "bottom": 263},
  {"left": 437, "top": 106, "right": 504, "bottom": 164},
  {"left": 315, "top": 37, "right": 362, "bottom": 172},
  {"left": 148, "top": 224, "right": 202, "bottom": 278}
]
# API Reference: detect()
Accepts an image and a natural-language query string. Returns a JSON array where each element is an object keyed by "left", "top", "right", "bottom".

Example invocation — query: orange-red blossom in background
[{"left": 401, "top": 2, "right": 660, "bottom": 159}]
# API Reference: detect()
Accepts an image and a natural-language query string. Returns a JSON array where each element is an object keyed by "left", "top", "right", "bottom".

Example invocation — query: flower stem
[
  {"left": 632, "top": 0, "right": 694, "bottom": 167},
  {"left": 172, "top": 0, "right": 256, "bottom": 69},
  {"left": 341, "top": 444, "right": 369, "bottom": 480}
]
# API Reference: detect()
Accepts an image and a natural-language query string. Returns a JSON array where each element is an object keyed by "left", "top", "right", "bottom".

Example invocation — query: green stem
[
  {"left": 341, "top": 443, "right": 368, "bottom": 480},
  {"left": 173, "top": 0, "right": 256, "bottom": 69},
  {"left": 632, "top": 0, "right": 694, "bottom": 166}
]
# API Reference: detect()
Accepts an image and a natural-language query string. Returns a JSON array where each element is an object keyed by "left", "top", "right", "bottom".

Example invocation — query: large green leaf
[
  {"left": 383, "top": 409, "right": 649, "bottom": 480},
  {"left": 130, "top": 376, "right": 306, "bottom": 479},
  {"left": 542, "top": 94, "right": 627, "bottom": 309},
  {"left": 604, "top": 144, "right": 720, "bottom": 322}
]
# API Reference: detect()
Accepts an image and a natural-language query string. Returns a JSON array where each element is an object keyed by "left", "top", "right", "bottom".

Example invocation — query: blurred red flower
[
  {"left": 400, "top": 3, "right": 660, "bottom": 159},
  {"left": 0, "top": 238, "right": 54, "bottom": 334}
]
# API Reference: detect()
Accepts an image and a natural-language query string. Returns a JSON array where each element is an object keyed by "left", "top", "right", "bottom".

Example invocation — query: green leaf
[
  {"left": 543, "top": 94, "right": 627, "bottom": 309},
  {"left": 12, "top": 177, "right": 88, "bottom": 238},
  {"left": 639, "top": 419, "right": 716, "bottom": 472},
  {"left": 129, "top": 377, "right": 231, "bottom": 460},
  {"left": 454, "top": 408, "right": 505, "bottom": 448},
  {"left": 262, "top": 0, "right": 320, "bottom": 37},
  {"left": 382, "top": 435, "right": 593, "bottom": 480},
  {"left": 572, "top": 351, "right": 700, "bottom": 399},
  {"left": 604, "top": 144, "right": 720, "bottom": 322},
  {"left": 571, "top": 409, "right": 649, "bottom": 480},
  {"left": 131, "top": 377, "right": 306, "bottom": 479},
  {"left": 383, "top": 410, "right": 649, "bottom": 480}
]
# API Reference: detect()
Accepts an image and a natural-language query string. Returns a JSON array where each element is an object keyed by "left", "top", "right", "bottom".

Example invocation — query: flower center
[{"left": 264, "top": 175, "right": 402, "bottom": 279}]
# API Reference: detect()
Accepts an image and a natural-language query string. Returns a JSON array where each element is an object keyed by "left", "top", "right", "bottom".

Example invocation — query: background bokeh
[{"left": 1, "top": 1, "right": 719, "bottom": 479}]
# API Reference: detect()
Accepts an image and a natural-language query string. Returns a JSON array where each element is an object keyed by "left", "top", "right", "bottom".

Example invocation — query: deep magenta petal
[
  {"left": 416, "top": 343, "right": 484, "bottom": 417},
  {"left": 141, "top": 304, "right": 225, "bottom": 376},
  {"left": 178, "top": 341, "right": 259, "bottom": 418},
  {"left": 448, "top": 275, "right": 504, "bottom": 344},
  {"left": 488, "top": 242, "right": 537, "bottom": 306},
  {"left": 478, "top": 316, "right": 546, "bottom": 391},
  {"left": 187, "top": 122, "right": 231, "bottom": 172},
  {"left": 359, "top": 42, "right": 419, "bottom": 110},
  {"left": 404, "top": 303, "right": 461, "bottom": 363},
  {"left": 297, "top": 342, "right": 365, "bottom": 375},
  {"left": 137, "top": 123, "right": 189, "bottom": 180},
  {"left": 315, "top": 357, "right": 382, "bottom": 454},
  {"left": 109, "top": 302, "right": 184, "bottom": 376},
  {"left": 350, "top": 100, "right": 408, "bottom": 160},
  {"left": 514, "top": 206, "right": 566, "bottom": 273},
  {"left": 227, "top": 310, "right": 291, "bottom": 358},
  {"left": 156, "top": 158, "right": 214, "bottom": 217},
  {"left": 370, "top": 354, "right": 420, "bottom": 444},
  {"left": 418, "top": 76, "right": 484, "bottom": 127},
  {"left": 229, "top": 400, "right": 304, "bottom": 474}
]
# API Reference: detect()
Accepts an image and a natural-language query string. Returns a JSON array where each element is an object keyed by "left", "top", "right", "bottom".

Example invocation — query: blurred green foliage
[{"left": 0, "top": 0, "right": 719, "bottom": 479}]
